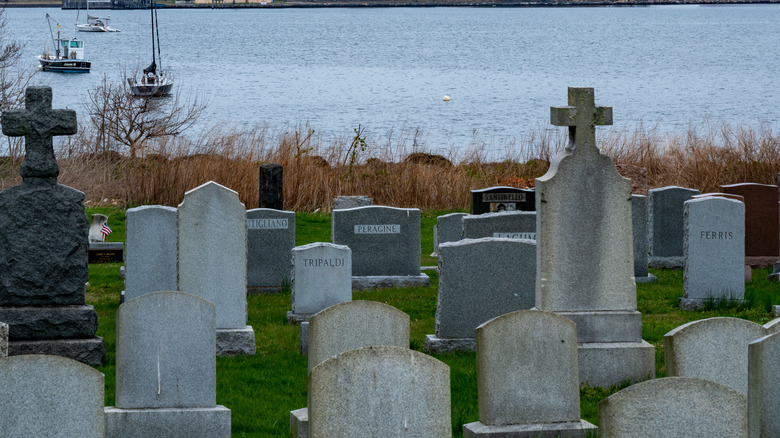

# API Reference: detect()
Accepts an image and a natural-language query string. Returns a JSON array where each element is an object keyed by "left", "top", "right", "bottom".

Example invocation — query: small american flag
[{"left": 100, "top": 223, "right": 112, "bottom": 239}]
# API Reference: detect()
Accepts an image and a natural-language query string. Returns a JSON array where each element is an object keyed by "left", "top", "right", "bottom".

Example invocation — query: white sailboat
[
  {"left": 128, "top": 1, "right": 172, "bottom": 97},
  {"left": 76, "top": 1, "right": 120, "bottom": 32}
]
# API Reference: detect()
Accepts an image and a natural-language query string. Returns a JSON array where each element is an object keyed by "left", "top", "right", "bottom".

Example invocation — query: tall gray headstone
[
  {"left": 749, "top": 331, "right": 780, "bottom": 438},
  {"left": 331, "top": 205, "right": 429, "bottom": 290},
  {"left": 425, "top": 238, "right": 536, "bottom": 354},
  {"left": 178, "top": 181, "right": 255, "bottom": 356},
  {"left": 288, "top": 242, "right": 352, "bottom": 324},
  {"left": 598, "top": 377, "right": 748, "bottom": 438},
  {"left": 632, "top": 195, "right": 655, "bottom": 283},
  {"left": 291, "top": 301, "right": 411, "bottom": 438},
  {"left": 0, "top": 86, "right": 105, "bottom": 366},
  {"left": 648, "top": 185, "right": 700, "bottom": 268},
  {"left": 462, "top": 211, "right": 536, "bottom": 240},
  {"left": 124, "top": 205, "right": 178, "bottom": 302},
  {"left": 259, "top": 163, "right": 283, "bottom": 210},
  {"left": 104, "top": 291, "right": 231, "bottom": 438},
  {"left": 664, "top": 317, "right": 767, "bottom": 395},
  {"left": 246, "top": 208, "right": 295, "bottom": 293},
  {"left": 536, "top": 87, "right": 654, "bottom": 387},
  {"left": 682, "top": 197, "right": 745, "bottom": 309},
  {"left": 0, "top": 322, "right": 7, "bottom": 357},
  {"left": 308, "top": 346, "right": 451, "bottom": 437},
  {"left": 0, "top": 355, "right": 105, "bottom": 437},
  {"left": 431, "top": 212, "right": 468, "bottom": 257},
  {"left": 463, "top": 310, "right": 596, "bottom": 437}
]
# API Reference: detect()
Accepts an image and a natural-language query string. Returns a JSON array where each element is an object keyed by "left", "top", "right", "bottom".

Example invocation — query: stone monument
[
  {"left": 535, "top": 87, "right": 654, "bottom": 387},
  {"left": 0, "top": 86, "right": 106, "bottom": 366},
  {"left": 259, "top": 163, "right": 283, "bottom": 210}
]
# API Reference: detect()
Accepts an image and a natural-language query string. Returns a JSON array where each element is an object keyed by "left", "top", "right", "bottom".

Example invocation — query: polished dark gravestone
[
  {"left": 259, "top": 163, "right": 283, "bottom": 210},
  {"left": 470, "top": 186, "right": 535, "bottom": 214},
  {"left": 0, "top": 86, "right": 106, "bottom": 366}
]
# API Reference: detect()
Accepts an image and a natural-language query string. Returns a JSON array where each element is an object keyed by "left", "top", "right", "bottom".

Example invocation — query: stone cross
[
  {"left": 550, "top": 87, "right": 612, "bottom": 153},
  {"left": 1, "top": 86, "right": 77, "bottom": 179}
]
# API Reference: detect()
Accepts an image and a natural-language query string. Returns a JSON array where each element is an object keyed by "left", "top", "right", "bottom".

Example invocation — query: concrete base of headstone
[
  {"left": 290, "top": 407, "right": 309, "bottom": 438},
  {"left": 299, "top": 322, "right": 309, "bottom": 355},
  {"left": 88, "top": 242, "right": 125, "bottom": 263},
  {"left": 557, "top": 311, "right": 643, "bottom": 344},
  {"left": 104, "top": 406, "right": 231, "bottom": 438},
  {"left": 0, "top": 305, "right": 99, "bottom": 339},
  {"left": 287, "top": 311, "right": 313, "bottom": 325},
  {"left": 8, "top": 337, "right": 106, "bottom": 366},
  {"left": 578, "top": 341, "right": 655, "bottom": 388},
  {"left": 635, "top": 273, "right": 657, "bottom": 283},
  {"left": 424, "top": 334, "right": 475, "bottom": 354},
  {"left": 216, "top": 326, "right": 256, "bottom": 356},
  {"left": 247, "top": 286, "right": 283, "bottom": 295},
  {"left": 463, "top": 419, "right": 597, "bottom": 438},
  {"left": 0, "top": 322, "right": 7, "bottom": 357},
  {"left": 679, "top": 297, "right": 748, "bottom": 311},
  {"left": 745, "top": 256, "right": 779, "bottom": 268},
  {"left": 649, "top": 256, "right": 684, "bottom": 269},
  {"left": 351, "top": 274, "right": 430, "bottom": 291}
]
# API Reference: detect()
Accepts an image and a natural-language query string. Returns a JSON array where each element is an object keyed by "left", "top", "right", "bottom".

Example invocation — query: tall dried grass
[{"left": 1, "top": 122, "right": 778, "bottom": 211}]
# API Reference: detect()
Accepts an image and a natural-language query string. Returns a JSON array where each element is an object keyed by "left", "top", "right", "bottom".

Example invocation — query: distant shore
[{"left": 6, "top": 0, "right": 780, "bottom": 8}]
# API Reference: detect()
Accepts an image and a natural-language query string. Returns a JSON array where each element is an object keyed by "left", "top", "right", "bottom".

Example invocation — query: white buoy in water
[{"left": 443, "top": 95, "right": 450, "bottom": 102}]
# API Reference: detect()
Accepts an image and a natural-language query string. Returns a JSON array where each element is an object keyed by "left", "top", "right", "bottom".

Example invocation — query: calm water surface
[{"left": 5, "top": 5, "right": 780, "bottom": 157}]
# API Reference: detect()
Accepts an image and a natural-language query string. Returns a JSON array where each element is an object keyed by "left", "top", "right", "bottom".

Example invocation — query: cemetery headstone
[
  {"left": 290, "top": 301, "right": 410, "bottom": 437},
  {"left": 259, "top": 163, "right": 283, "bottom": 209},
  {"left": 648, "top": 185, "right": 701, "bottom": 268},
  {"left": 681, "top": 197, "right": 745, "bottom": 309},
  {"left": 124, "top": 206, "right": 178, "bottom": 302},
  {"left": 104, "top": 291, "right": 231, "bottom": 437},
  {"left": 749, "top": 331, "right": 780, "bottom": 438},
  {"left": 332, "top": 195, "right": 373, "bottom": 210},
  {"left": 426, "top": 238, "right": 536, "bottom": 354},
  {"left": 246, "top": 208, "right": 295, "bottom": 293},
  {"left": 178, "top": 181, "right": 255, "bottom": 356},
  {"left": 308, "top": 346, "right": 451, "bottom": 437},
  {"left": 470, "top": 186, "right": 535, "bottom": 214},
  {"left": 767, "top": 260, "right": 780, "bottom": 282},
  {"left": 632, "top": 195, "right": 655, "bottom": 283},
  {"left": 598, "top": 377, "right": 748, "bottom": 438},
  {"left": 535, "top": 87, "right": 654, "bottom": 387},
  {"left": 0, "top": 86, "right": 105, "bottom": 365},
  {"left": 288, "top": 242, "right": 351, "bottom": 324},
  {"left": 463, "top": 310, "right": 597, "bottom": 437},
  {"left": 331, "top": 205, "right": 429, "bottom": 290},
  {"left": 87, "top": 213, "right": 124, "bottom": 263},
  {"left": 431, "top": 212, "right": 467, "bottom": 257},
  {"left": 88, "top": 213, "right": 109, "bottom": 242},
  {"left": 462, "top": 211, "right": 536, "bottom": 240},
  {"left": 0, "top": 355, "right": 105, "bottom": 437},
  {"left": 721, "top": 183, "right": 780, "bottom": 265},
  {"left": 664, "top": 317, "right": 767, "bottom": 394},
  {"left": 0, "top": 322, "right": 7, "bottom": 357}
]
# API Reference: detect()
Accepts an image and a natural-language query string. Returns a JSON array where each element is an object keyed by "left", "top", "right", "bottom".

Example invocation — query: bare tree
[{"left": 85, "top": 71, "right": 209, "bottom": 159}]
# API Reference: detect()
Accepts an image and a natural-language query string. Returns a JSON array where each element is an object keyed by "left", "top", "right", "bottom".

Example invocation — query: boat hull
[
  {"left": 129, "top": 82, "right": 173, "bottom": 97},
  {"left": 38, "top": 57, "right": 91, "bottom": 73}
]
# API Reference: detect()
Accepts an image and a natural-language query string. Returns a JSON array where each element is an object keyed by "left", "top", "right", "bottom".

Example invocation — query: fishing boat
[
  {"left": 38, "top": 14, "right": 91, "bottom": 73},
  {"left": 76, "top": 1, "right": 120, "bottom": 32},
  {"left": 127, "top": 0, "right": 172, "bottom": 96}
]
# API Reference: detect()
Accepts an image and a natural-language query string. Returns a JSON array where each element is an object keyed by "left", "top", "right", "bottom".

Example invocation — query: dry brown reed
[{"left": 1, "top": 122, "right": 778, "bottom": 211}]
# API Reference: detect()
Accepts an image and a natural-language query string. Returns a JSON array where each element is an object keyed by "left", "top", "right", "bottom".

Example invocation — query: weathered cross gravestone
[
  {"left": 246, "top": 208, "right": 296, "bottom": 293},
  {"left": 664, "top": 317, "right": 767, "bottom": 395},
  {"left": 288, "top": 242, "right": 351, "bottom": 324},
  {"left": 462, "top": 211, "right": 536, "bottom": 240},
  {"left": 425, "top": 237, "right": 536, "bottom": 354},
  {"left": 0, "top": 355, "right": 105, "bottom": 437},
  {"left": 124, "top": 205, "right": 178, "bottom": 302},
  {"left": 0, "top": 86, "right": 106, "bottom": 366},
  {"left": 463, "top": 310, "right": 597, "bottom": 437},
  {"left": 598, "top": 377, "right": 748, "bottom": 437},
  {"left": 721, "top": 183, "right": 780, "bottom": 266},
  {"left": 431, "top": 212, "right": 467, "bottom": 257},
  {"left": 470, "top": 186, "right": 535, "bottom": 214},
  {"left": 0, "top": 322, "right": 7, "bottom": 357},
  {"left": 535, "top": 87, "right": 654, "bottom": 387},
  {"left": 681, "top": 197, "right": 745, "bottom": 309},
  {"left": 749, "top": 331, "right": 780, "bottom": 438},
  {"left": 331, "top": 205, "right": 429, "bottom": 290},
  {"left": 178, "top": 181, "right": 255, "bottom": 356},
  {"left": 259, "top": 163, "right": 283, "bottom": 209},
  {"left": 104, "top": 291, "right": 231, "bottom": 437},
  {"left": 632, "top": 195, "right": 656, "bottom": 283},
  {"left": 308, "top": 346, "right": 451, "bottom": 437},
  {"left": 290, "top": 300, "right": 410, "bottom": 438},
  {"left": 648, "top": 186, "right": 701, "bottom": 268}
]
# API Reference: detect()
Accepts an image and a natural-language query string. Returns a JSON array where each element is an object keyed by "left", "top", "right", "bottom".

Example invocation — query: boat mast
[
  {"left": 154, "top": 3, "right": 162, "bottom": 72},
  {"left": 149, "top": 0, "right": 156, "bottom": 70}
]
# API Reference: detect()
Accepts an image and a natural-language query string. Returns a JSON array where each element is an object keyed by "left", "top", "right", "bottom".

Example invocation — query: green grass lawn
[{"left": 86, "top": 208, "right": 780, "bottom": 437}]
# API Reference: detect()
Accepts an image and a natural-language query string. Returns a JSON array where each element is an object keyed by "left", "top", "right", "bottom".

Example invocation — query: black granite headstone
[
  {"left": 259, "top": 163, "right": 283, "bottom": 210},
  {"left": 470, "top": 186, "right": 535, "bottom": 214}
]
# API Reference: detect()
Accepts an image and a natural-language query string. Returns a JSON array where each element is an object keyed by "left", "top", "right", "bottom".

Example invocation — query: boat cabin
[{"left": 56, "top": 38, "right": 85, "bottom": 60}]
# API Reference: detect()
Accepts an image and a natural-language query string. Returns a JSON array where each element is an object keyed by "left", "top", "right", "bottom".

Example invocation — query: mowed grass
[{"left": 86, "top": 208, "right": 780, "bottom": 437}]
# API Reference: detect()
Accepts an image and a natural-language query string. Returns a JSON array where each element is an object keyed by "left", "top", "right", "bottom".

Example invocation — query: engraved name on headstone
[
  {"left": 353, "top": 224, "right": 401, "bottom": 234},
  {"left": 247, "top": 218, "right": 289, "bottom": 229}
]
